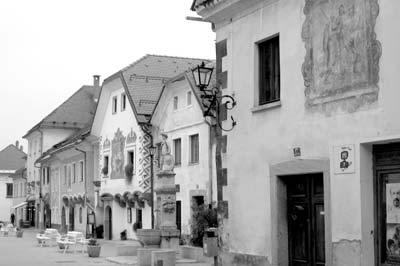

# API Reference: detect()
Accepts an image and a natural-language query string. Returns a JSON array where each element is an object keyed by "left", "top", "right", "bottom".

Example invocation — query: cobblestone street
[{"left": 0, "top": 229, "right": 119, "bottom": 266}]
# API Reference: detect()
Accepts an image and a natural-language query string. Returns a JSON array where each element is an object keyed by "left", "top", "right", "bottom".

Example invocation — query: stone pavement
[{"left": 0, "top": 228, "right": 213, "bottom": 266}]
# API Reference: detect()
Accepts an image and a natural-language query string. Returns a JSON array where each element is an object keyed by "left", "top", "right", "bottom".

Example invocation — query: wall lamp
[{"left": 191, "top": 62, "right": 237, "bottom": 131}]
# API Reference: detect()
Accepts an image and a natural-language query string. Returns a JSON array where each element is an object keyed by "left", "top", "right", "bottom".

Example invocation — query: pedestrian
[{"left": 10, "top": 213, "right": 15, "bottom": 226}]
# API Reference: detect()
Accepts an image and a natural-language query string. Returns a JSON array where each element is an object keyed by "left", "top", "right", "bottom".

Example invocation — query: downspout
[
  {"left": 204, "top": 117, "right": 214, "bottom": 204},
  {"left": 37, "top": 128, "right": 44, "bottom": 229}
]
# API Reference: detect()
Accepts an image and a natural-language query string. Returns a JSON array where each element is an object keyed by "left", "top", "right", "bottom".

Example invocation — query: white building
[
  {"left": 23, "top": 76, "right": 100, "bottom": 228},
  {"left": 91, "top": 54, "right": 207, "bottom": 240},
  {"left": 151, "top": 67, "right": 216, "bottom": 241},
  {"left": 0, "top": 142, "right": 26, "bottom": 223}
]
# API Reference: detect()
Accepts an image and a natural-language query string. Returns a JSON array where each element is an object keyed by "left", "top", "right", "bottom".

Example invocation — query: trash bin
[{"left": 203, "top": 228, "right": 218, "bottom": 257}]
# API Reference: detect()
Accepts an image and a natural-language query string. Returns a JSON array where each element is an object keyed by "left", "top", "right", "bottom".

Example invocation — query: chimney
[
  {"left": 15, "top": 140, "right": 19, "bottom": 148},
  {"left": 93, "top": 75, "right": 100, "bottom": 103},
  {"left": 19, "top": 145, "right": 23, "bottom": 151}
]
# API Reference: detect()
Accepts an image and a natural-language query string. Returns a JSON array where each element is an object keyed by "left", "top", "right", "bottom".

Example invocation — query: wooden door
[
  {"left": 287, "top": 174, "right": 325, "bottom": 266},
  {"left": 105, "top": 206, "right": 112, "bottom": 240},
  {"left": 69, "top": 207, "right": 74, "bottom": 231},
  {"left": 176, "top": 200, "right": 181, "bottom": 232}
]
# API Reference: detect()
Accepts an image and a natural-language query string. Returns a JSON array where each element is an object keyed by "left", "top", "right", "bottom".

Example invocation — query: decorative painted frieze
[
  {"left": 302, "top": 0, "right": 381, "bottom": 113},
  {"left": 126, "top": 128, "right": 137, "bottom": 145},
  {"left": 111, "top": 128, "right": 125, "bottom": 179}
]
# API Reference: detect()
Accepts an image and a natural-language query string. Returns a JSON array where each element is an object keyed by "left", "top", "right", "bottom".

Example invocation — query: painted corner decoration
[
  {"left": 111, "top": 128, "right": 125, "bottom": 179},
  {"left": 126, "top": 128, "right": 137, "bottom": 145},
  {"left": 333, "top": 144, "right": 355, "bottom": 174},
  {"left": 302, "top": 0, "right": 381, "bottom": 113}
]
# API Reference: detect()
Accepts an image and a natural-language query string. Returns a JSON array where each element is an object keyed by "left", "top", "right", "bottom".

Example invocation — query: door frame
[{"left": 270, "top": 158, "right": 331, "bottom": 266}]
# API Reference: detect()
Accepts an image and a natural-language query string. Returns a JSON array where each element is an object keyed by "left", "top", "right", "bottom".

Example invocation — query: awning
[{"left": 12, "top": 202, "right": 27, "bottom": 209}]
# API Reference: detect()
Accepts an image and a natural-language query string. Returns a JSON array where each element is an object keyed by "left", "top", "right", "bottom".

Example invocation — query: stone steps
[{"left": 106, "top": 256, "right": 199, "bottom": 265}]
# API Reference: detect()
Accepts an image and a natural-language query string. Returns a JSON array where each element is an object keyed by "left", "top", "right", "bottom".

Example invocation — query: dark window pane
[
  {"left": 259, "top": 35, "right": 280, "bottom": 105},
  {"left": 190, "top": 134, "right": 199, "bottom": 164},
  {"left": 174, "top": 139, "right": 181, "bottom": 165}
]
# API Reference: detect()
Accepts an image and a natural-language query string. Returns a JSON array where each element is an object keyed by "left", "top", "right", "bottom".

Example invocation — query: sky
[{"left": 0, "top": 0, "right": 215, "bottom": 151}]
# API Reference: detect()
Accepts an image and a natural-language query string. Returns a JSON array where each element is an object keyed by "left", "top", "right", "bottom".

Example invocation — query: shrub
[{"left": 190, "top": 204, "right": 218, "bottom": 247}]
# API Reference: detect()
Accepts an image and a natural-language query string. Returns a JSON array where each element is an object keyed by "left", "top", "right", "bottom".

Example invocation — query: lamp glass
[
  {"left": 149, "top": 146, "right": 156, "bottom": 156},
  {"left": 192, "top": 62, "right": 213, "bottom": 88}
]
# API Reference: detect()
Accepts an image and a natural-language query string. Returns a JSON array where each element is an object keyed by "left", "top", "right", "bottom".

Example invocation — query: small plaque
[
  {"left": 334, "top": 144, "right": 355, "bottom": 174},
  {"left": 293, "top": 147, "right": 301, "bottom": 157}
]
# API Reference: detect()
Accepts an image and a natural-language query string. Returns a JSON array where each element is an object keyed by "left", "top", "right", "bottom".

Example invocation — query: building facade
[
  {"left": 193, "top": 0, "right": 400, "bottom": 265},
  {"left": 91, "top": 55, "right": 208, "bottom": 240},
  {"left": 151, "top": 69, "right": 217, "bottom": 240},
  {"left": 23, "top": 75, "right": 100, "bottom": 228}
]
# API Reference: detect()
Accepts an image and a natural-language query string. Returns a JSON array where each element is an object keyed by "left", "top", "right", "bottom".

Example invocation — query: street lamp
[
  {"left": 149, "top": 145, "right": 156, "bottom": 229},
  {"left": 191, "top": 62, "right": 237, "bottom": 131}
]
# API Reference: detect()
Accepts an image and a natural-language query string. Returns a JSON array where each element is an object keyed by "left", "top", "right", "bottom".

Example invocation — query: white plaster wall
[
  {"left": 151, "top": 78, "right": 216, "bottom": 235},
  {"left": 212, "top": 0, "right": 400, "bottom": 259},
  {"left": 0, "top": 174, "right": 13, "bottom": 222},
  {"left": 92, "top": 77, "right": 151, "bottom": 239}
]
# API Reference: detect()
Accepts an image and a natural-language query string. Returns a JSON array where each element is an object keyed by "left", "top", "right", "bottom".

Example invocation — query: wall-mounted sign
[
  {"left": 333, "top": 144, "right": 355, "bottom": 174},
  {"left": 293, "top": 147, "right": 301, "bottom": 157}
]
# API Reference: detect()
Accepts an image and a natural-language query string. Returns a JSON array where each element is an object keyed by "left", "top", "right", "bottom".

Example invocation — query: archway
[
  {"left": 104, "top": 205, "right": 112, "bottom": 240},
  {"left": 61, "top": 207, "right": 66, "bottom": 233}
]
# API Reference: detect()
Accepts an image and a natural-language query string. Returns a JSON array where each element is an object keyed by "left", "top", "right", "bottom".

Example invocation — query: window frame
[
  {"left": 6, "top": 183, "right": 13, "bottom": 198},
  {"left": 112, "top": 96, "right": 118, "bottom": 114},
  {"left": 79, "top": 160, "right": 84, "bottom": 182},
  {"left": 72, "top": 163, "right": 76, "bottom": 184},
  {"left": 256, "top": 34, "right": 281, "bottom": 107},
  {"left": 173, "top": 138, "right": 182, "bottom": 166},
  {"left": 187, "top": 91, "right": 192, "bottom": 106},
  {"left": 121, "top": 93, "right": 126, "bottom": 112},
  {"left": 173, "top": 96, "right": 178, "bottom": 111},
  {"left": 189, "top": 134, "right": 199, "bottom": 164}
]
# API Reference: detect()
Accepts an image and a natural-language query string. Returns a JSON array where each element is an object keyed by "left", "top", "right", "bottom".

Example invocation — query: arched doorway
[
  {"left": 61, "top": 207, "right": 66, "bottom": 233},
  {"left": 104, "top": 206, "right": 112, "bottom": 240}
]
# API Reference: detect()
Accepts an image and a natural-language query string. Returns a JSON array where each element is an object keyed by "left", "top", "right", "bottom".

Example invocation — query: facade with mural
[
  {"left": 150, "top": 66, "right": 216, "bottom": 241},
  {"left": 90, "top": 55, "right": 207, "bottom": 240},
  {"left": 193, "top": 0, "right": 400, "bottom": 265}
]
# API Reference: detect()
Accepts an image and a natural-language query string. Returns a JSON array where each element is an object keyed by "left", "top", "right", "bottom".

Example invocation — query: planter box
[{"left": 87, "top": 245, "right": 101, "bottom": 257}]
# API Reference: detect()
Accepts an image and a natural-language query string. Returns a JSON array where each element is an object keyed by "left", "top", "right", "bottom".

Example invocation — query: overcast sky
[{"left": 0, "top": 0, "right": 215, "bottom": 151}]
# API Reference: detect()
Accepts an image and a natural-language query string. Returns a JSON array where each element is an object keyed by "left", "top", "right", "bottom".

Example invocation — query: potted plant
[
  {"left": 16, "top": 227, "right": 23, "bottom": 238},
  {"left": 124, "top": 163, "right": 134, "bottom": 182},
  {"left": 87, "top": 238, "right": 101, "bottom": 257}
]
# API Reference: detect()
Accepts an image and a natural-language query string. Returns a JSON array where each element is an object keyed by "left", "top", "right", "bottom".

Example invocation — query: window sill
[
  {"left": 251, "top": 100, "right": 281, "bottom": 113},
  {"left": 188, "top": 162, "right": 199, "bottom": 166}
]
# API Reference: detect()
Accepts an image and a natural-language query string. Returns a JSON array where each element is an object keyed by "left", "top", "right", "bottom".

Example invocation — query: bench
[
  {"left": 36, "top": 229, "right": 61, "bottom": 247},
  {"left": 57, "top": 231, "right": 89, "bottom": 254}
]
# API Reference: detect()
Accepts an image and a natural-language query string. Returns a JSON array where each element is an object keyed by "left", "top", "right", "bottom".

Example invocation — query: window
[
  {"left": 136, "top": 209, "right": 142, "bottom": 228},
  {"left": 187, "top": 91, "right": 192, "bottom": 106},
  {"left": 46, "top": 167, "right": 50, "bottom": 184},
  {"left": 127, "top": 151, "right": 134, "bottom": 169},
  {"left": 103, "top": 156, "right": 109, "bottom": 175},
  {"left": 189, "top": 134, "right": 199, "bottom": 164},
  {"left": 173, "top": 138, "right": 181, "bottom": 166},
  {"left": 79, "top": 207, "right": 83, "bottom": 224},
  {"left": 42, "top": 168, "right": 46, "bottom": 185},
  {"left": 112, "top": 96, "right": 118, "bottom": 114},
  {"left": 173, "top": 96, "right": 178, "bottom": 110},
  {"left": 127, "top": 208, "right": 132, "bottom": 223},
  {"left": 121, "top": 93, "right": 126, "bottom": 111},
  {"left": 68, "top": 165, "right": 71, "bottom": 188},
  {"left": 6, "top": 183, "right": 13, "bottom": 198},
  {"left": 72, "top": 163, "right": 76, "bottom": 184},
  {"left": 156, "top": 143, "right": 162, "bottom": 168},
  {"left": 80, "top": 161, "right": 84, "bottom": 182},
  {"left": 258, "top": 35, "right": 280, "bottom": 105},
  {"left": 64, "top": 165, "right": 67, "bottom": 184}
]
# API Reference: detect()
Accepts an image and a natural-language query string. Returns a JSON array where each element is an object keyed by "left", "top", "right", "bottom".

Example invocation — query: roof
[
  {"left": 191, "top": 0, "right": 213, "bottom": 11},
  {"left": 0, "top": 144, "right": 27, "bottom": 171},
  {"left": 36, "top": 125, "right": 91, "bottom": 163},
  {"left": 23, "top": 85, "right": 99, "bottom": 138},
  {"left": 103, "top": 54, "right": 211, "bottom": 124}
]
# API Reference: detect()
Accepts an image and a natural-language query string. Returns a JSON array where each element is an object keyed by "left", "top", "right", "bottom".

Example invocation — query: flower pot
[
  {"left": 16, "top": 231, "right": 23, "bottom": 238},
  {"left": 136, "top": 229, "right": 161, "bottom": 247},
  {"left": 87, "top": 245, "right": 101, "bottom": 257}
]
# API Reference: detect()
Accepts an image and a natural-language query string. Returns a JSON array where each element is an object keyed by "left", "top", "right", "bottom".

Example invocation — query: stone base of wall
[
  {"left": 220, "top": 251, "right": 271, "bottom": 266},
  {"left": 332, "top": 239, "right": 361, "bottom": 266}
]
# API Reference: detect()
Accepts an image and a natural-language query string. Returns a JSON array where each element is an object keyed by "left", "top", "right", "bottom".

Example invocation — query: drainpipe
[
  {"left": 37, "top": 129, "right": 44, "bottom": 229},
  {"left": 204, "top": 118, "right": 214, "bottom": 205}
]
